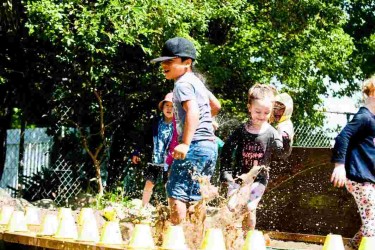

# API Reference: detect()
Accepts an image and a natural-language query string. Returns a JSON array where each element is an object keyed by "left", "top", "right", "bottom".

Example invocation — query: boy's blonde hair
[
  {"left": 363, "top": 75, "right": 375, "bottom": 97},
  {"left": 248, "top": 83, "right": 277, "bottom": 104}
]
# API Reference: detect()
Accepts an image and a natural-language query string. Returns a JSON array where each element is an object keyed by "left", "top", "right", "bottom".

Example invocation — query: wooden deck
[
  {"left": 0, "top": 231, "right": 124, "bottom": 250},
  {"left": 0, "top": 229, "right": 350, "bottom": 249},
  {"left": 265, "top": 231, "right": 350, "bottom": 246}
]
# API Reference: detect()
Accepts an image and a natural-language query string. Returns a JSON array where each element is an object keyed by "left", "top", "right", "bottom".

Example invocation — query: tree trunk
[{"left": 94, "top": 160, "right": 104, "bottom": 197}]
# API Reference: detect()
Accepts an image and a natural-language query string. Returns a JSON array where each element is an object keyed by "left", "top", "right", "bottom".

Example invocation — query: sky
[
  {"left": 322, "top": 95, "right": 361, "bottom": 147},
  {"left": 322, "top": 78, "right": 362, "bottom": 131},
  {"left": 323, "top": 95, "right": 360, "bottom": 129}
]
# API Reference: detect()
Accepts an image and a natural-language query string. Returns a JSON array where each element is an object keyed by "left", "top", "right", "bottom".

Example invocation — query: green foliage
[
  {"left": 22, "top": 0, "right": 368, "bottom": 128},
  {"left": 0, "top": 76, "right": 5, "bottom": 85},
  {"left": 199, "top": 0, "right": 359, "bottom": 127},
  {"left": 1, "top": 0, "right": 374, "bottom": 194},
  {"left": 93, "top": 186, "right": 130, "bottom": 210},
  {"left": 8, "top": 167, "right": 60, "bottom": 201},
  {"left": 343, "top": 0, "right": 375, "bottom": 77}
]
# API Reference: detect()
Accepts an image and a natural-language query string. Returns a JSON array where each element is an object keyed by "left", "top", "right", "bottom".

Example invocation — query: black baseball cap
[{"left": 151, "top": 37, "right": 196, "bottom": 63}]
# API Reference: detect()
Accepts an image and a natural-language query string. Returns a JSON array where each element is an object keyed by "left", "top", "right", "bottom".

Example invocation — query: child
[
  {"left": 151, "top": 37, "right": 219, "bottom": 225},
  {"left": 131, "top": 92, "right": 175, "bottom": 207},
  {"left": 331, "top": 76, "right": 375, "bottom": 250},
  {"left": 220, "top": 83, "right": 291, "bottom": 232},
  {"left": 272, "top": 92, "right": 294, "bottom": 156}
]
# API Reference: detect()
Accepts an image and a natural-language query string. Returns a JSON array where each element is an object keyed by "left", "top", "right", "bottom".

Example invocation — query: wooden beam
[
  {"left": 0, "top": 231, "right": 125, "bottom": 250},
  {"left": 0, "top": 230, "right": 351, "bottom": 249},
  {"left": 265, "top": 231, "right": 350, "bottom": 245}
]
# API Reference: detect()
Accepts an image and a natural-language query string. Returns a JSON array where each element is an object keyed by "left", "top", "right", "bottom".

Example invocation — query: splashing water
[
  {"left": 151, "top": 165, "right": 265, "bottom": 249},
  {"left": 204, "top": 165, "right": 264, "bottom": 249}
]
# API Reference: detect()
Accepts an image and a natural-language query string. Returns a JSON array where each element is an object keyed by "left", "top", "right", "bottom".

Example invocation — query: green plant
[
  {"left": 8, "top": 167, "right": 60, "bottom": 201},
  {"left": 93, "top": 186, "right": 131, "bottom": 210}
]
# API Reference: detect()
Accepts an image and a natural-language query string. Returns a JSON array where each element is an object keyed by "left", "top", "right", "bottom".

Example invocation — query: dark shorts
[
  {"left": 144, "top": 163, "right": 168, "bottom": 184},
  {"left": 166, "top": 140, "right": 218, "bottom": 202}
]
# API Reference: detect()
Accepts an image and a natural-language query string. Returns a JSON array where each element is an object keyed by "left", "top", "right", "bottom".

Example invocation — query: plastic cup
[
  {"left": 57, "top": 207, "right": 74, "bottom": 221},
  {"left": 25, "top": 206, "right": 41, "bottom": 225},
  {"left": 200, "top": 228, "right": 226, "bottom": 250},
  {"left": 242, "top": 230, "right": 266, "bottom": 250},
  {"left": 322, "top": 234, "right": 345, "bottom": 250},
  {"left": 77, "top": 207, "right": 95, "bottom": 226},
  {"left": 38, "top": 214, "right": 59, "bottom": 236},
  {"left": 359, "top": 237, "right": 375, "bottom": 250},
  {"left": 77, "top": 216, "right": 99, "bottom": 242},
  {"left": 54, "top": 208, "right": 78, "bottom": 239},
  {"left": 161, "top": 225, "right": 188, "bottom": 250},
  {"left": 7, "top": 211, "right": 28, "bottom": 232},
  {"left": 99, "top": 221, "right": 124, "bottom": 245},
  {"left": 0, "top": 206, "right": 14, "bottom": 225},
  {"left": 127, "top": 224, "right": 155, "bottom": 249}
]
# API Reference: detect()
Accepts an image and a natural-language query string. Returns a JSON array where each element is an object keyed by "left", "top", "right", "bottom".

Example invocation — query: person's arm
[
  {"left": 131, "top": 117, "right": 155, "bottom": 164},
  {"left": 172, "top": 99, "right": 199, "bottom": 160},
  {"left": 165, "top": 118, "right": 178, "bottom": 166},
  {"left": 331, "top": 113, "right": 364, "bottom": 164},
  {"left": 271, "top": 127, "right": 291, "bottom": 160},
  {"left": 331, "top": 112, "right": 366, "bottom": 187},
  {"left": 207, "top": 90, "right": 221, "bottom": 116},
  {"left": 276, "top": 121, "right": 294, "bottom": 157}
]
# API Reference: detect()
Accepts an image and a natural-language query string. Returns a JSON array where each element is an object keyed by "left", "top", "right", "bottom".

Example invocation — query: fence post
[{"left": 17, "top": 115, "right": 26, "bottom": 198}]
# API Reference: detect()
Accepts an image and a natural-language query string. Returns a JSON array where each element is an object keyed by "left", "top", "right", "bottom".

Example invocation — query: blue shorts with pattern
[{"left": 166, "top": 140, "right": 218, "bottom": 202}]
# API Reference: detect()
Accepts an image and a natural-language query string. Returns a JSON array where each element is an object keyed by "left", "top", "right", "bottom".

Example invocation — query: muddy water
[{"left": 153, "top": 166, "right": 263, "bottom": 249}]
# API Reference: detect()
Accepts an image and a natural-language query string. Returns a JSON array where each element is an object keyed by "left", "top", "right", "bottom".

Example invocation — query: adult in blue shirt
[{"left": 331, "top": 76, "right": 375, "bottom": 250}]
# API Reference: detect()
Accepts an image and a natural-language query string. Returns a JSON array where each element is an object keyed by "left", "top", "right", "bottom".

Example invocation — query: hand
[
  {"left": 131, "top": 155, "right": 140, "bottom": 164},
  {"left": 281, "top": 131, "right": 290, "bottom": 140},
  {"left": 330, "top": 163, "right": 346, "bottom": 188},
  {"left": 172, "top": 143, "right": 190, "bottom": 160}
]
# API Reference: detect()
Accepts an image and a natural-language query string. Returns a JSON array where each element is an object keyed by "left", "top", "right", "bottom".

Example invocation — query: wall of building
[{"left": 257, "top": 147, "right": 360, "bottom": 237}]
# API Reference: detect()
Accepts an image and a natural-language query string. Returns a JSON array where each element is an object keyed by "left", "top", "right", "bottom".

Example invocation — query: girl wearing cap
[
  {"left": 331, "top": 76, "right": 375, "bottom": 249},
  {"left": 131, "top": 92, "right": 176, "bottom": 207}
]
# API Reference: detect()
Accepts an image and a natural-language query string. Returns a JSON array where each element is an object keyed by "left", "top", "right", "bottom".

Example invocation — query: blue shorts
[{"left": 166, "top": 140, "right": 218, "bottom": 202}]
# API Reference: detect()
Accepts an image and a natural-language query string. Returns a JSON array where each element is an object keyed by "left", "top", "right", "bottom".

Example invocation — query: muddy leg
[
  {"left": 242, "top": 209, "right": 256, "bottom": 233},
  {"left": 169, "top": 197, "right": 187, "bottom": 225},
  {"left": 242, "top": 182, "right": 265, "bottom": 233}
]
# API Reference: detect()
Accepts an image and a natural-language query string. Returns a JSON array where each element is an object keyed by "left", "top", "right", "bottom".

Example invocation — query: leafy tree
[
  {"left": 199, "top": 0, "right": 359, "bottom": 127},
  {"left": 342, "top": 0, "right": 375, "bottom": 77},
  {"left": 2, "top": 0, "right": 371, "bottom": 196},
  {"left": 0, "top": 0, "right": 53, "bottom": 179},
  {"left": 24, "top": 0, "right": 214, "bottom": 194}
]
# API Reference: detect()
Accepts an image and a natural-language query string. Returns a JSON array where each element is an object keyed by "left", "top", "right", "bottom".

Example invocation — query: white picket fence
[{"left": 0, "top": 128, "right": 53, "bottom": 195}]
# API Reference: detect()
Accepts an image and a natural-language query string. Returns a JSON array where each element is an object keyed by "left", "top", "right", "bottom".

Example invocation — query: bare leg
[
  {"left": 142, "top": 180, "right": 155, "bottom": 207},
  {"left": 242, "top": 182, "right": 265, "bottom": 233},
  {"left": 169, "top": 197, "right": 187, "bottom": 225},
  {"left": 242, "top": 209, "right": 257, "bottom": 232}
]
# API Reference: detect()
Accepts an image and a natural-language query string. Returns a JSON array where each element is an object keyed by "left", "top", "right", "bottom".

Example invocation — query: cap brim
[{"left": 150, "top": 56, "right": 176, "bottom": 63}]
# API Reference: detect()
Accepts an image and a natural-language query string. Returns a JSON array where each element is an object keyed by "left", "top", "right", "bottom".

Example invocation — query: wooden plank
[
  {"left": 0, "top": 230, "right": 351, "bottom": 249},
  {"left": 0, "top": 232, "right": 125, "bottom": 250},
  {"left": 265, "top": 231, "right": 350, "bottom": 245}
]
